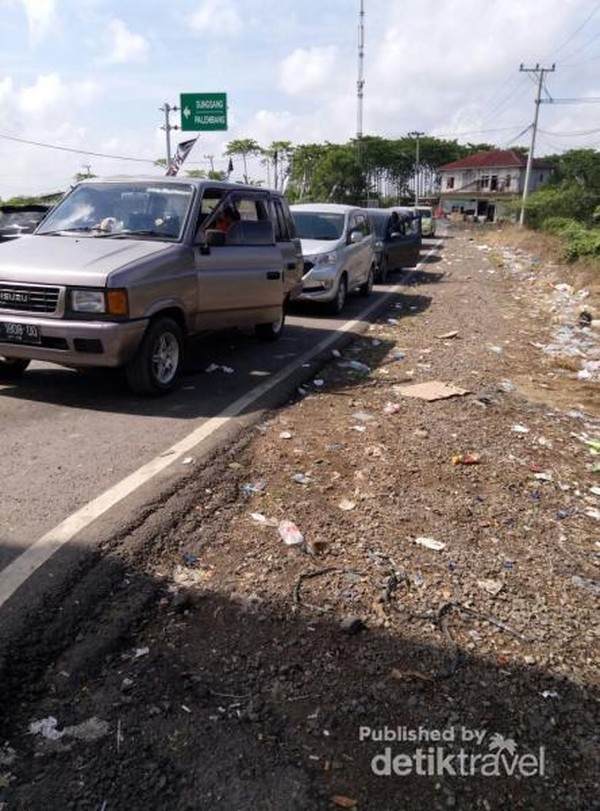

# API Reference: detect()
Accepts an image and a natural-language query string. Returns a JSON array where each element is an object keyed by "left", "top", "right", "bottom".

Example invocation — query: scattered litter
[
  {"left": 390, "top": 350, "right": 406, "bottom": 361},
  {"left": 313, "top": 379, "right": 324, "bottom": 387},
  {"left": 29, "top": 716, "right": 109, "bottom": 742},
  {"left": 452, "top": 452, "right": 480, "bottom": 465},
  {"left": 498, "top": 379, "right": 515, "bottom": 392},
  {"left": 477, "top": 579, "right": 503, "bottom": 596},
  {"left": 182, "top": 552, "right": 199, "bottom": 566},
  {"left": 339, "top": 360, "right": 371, "bottom": 374},
  {"left": 134, "top": 647, "right": 149, "bottom": 659},
  {"left": 297, "top": 386, "right": 307, "bottom": 396},
  {"left": 249, "top": 512, "right": 278, "bottom": 527},
  {"left": 279, "top": 430, "right": 293, "bottom": 439},
  {"left": 533, "top": 471, "right": 553, "bottom": 482},
  {"left": 512, "top": 424, "right": 530, "bottom": 434},
  {"left": 488, "top": 345, "right": 503, "bottom": 354},
  {"left": 242, "top": 481, "right": 266, "bottom": 494},
  {"left": 541, "top": 691, "right": 560, "bottom": 699},
  {"left": 590, "top": 486, "right": 600, "bottom": 496},
  {"left": 340, "top": 616, "right": 365, "bottom": 634},
  {"left": 228, "top": 461, "right": 243, "bottom": 469},
  {"left": 205, "top": 363, "right": 234, "bottom": 374},
  {"left": 350, "top": 425, "right": 367, "bottom": 433},
  {"left": 278, "top": 520, "right": 304, "bottom": 546},
  {"left": 371, "top": 339, "right": 381, "bottom": 346},
  {"left": 394, "top": 381, "right": 470, "bottom": 401},
  {"left": 181, "top": 705, "right": 192, "bottom": 714},
  {"left": 383, "top": 402, "right": 402, "bottom": 415},
  {"left": 29, "top": 717, "right": 63, "bottom": 741},
  {"left": 571, "top": 575, "right": 600, "bottom": 596},
  {"left": 585, "top": 508, "right": 600, "bottom": 520},
  {"left": 436, "top": 330, "right": 459, "bottom": 339},
  {"left": 415, "top": 536, "right": 446, "bottom": 551},
  {"left": 331, "top": 794, "right": 358, "bottom": 809},
  {"left": 292, "top": 473, "right": 311, "bottom": 485},
  {"left": 386, "top": 318, "right": 399, "bottom": 325},
  {"left": 351, "top": 410, "right": 376, "bottom": 423},
  {"left": 338, "top": 499, "right": 356, "bottom": 511},
  {"left": 182, "top": 457, "right": 194, "bottom": 465},
  {"left": 331, "top": 349, "right": 341, "bottom": 358},
  {"left": 557, "top": 508, "right": 578, "bottom": 519}
]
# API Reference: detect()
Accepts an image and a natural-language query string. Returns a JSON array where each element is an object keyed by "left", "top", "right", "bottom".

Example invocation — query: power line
[
  {"left": 519, "top": 63, "right": 556, "bottom": 226},
  {"left": 0, "top": 131, "right": 156, "bottom": 164},
  {"left": 545, "top": 0, "right": 600, "bottom": 60}
]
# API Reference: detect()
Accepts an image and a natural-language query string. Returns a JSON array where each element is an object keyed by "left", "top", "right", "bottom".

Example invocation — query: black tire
[
  {"left": 359, "top": 265, "right": 374, "bottom": 297},
  {"left": 377, "top": 256, "right": 389, "bottom": 284},
  {"left": 255, "top": 309, "right": 285, "bottom": 341},
  {"left": 125, "top": 317, "right": 184, "bottom": 396},
  {"left": 328, "top": 274, "right": 347, "bottom": 315},
  {"left": 0, "top": 357, "right": 30, "bottom": 380}
]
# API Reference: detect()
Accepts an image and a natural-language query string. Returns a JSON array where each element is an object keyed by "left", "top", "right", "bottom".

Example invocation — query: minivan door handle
[
  {"left": 266, "top": 271, "right": 281, "bottom": 280},
  {"left": 286, "top": 262, "right": 296, "bottom": 270}
]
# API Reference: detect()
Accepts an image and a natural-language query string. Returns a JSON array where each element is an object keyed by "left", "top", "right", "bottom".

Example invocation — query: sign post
[{"left": 180, "top": 93, "right": 228, "bottom": 132}]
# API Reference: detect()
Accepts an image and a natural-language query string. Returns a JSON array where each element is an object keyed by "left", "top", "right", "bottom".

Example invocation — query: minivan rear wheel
[
  {"left": 0, "top": 357, "right": 30, "bottom": 380},
  {"left": 125, "top": 316, "right": 184, "bottom": 396},
  {"left": 255, "top": 309, "right": 285, "bottom": 341}
]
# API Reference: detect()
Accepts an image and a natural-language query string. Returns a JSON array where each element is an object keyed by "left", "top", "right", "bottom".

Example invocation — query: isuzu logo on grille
[{"left": 0, "top": 290, "right": 29, "bottom": 304}]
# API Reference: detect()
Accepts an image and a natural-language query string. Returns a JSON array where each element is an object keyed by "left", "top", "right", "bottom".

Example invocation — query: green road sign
[{"left": 180, "top": 93, "right": 227, "bottom": 131}]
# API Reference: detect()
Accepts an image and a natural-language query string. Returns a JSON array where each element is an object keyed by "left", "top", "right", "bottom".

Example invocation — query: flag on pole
[
  {"left": 227, "top": 158, "right": 234, "bottom": 175},
  {"left": 166, "top": 138, "right": 198, "bottom": 176}
]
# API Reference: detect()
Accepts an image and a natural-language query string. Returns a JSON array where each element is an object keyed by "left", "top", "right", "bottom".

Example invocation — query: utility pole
[
  {"left": 356, "top": 0, "right": 365, "bottom": 169},
  {"left": 204, "top": 154, "right": 215, "bottom": 174},
  {"left": 159, "top": 102, "right": 179, "bottom": 167},
  {"left": 408, "top": 131, "right": 424, "bottom": 205},
  {"left": 82, "top": 164, "right": 92, "bottom": 178},
  {"left": 519, "top": 63, "right": 555, "bottom": 226}
]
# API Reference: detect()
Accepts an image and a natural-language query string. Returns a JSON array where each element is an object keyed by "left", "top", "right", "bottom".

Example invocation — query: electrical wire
[
  {"left": 544, "top": 0, "right": 600, "bottom": 60},
  {"left": 0, "top": 131, "right": 157, "bottom": 164}
]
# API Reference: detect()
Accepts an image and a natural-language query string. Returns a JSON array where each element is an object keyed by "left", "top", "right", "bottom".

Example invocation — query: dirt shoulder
[{"left": 1, "top": 225, "right": 599, "bottom": 811}]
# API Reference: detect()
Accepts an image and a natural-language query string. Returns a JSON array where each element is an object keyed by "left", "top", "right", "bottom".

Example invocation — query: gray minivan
[{"left": 0, "top": 178, "right": 303, "bottom": 395}]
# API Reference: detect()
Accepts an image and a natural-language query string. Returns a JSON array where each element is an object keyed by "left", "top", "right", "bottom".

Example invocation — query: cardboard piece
[{"left": 394, "top": 381, "right": 471, "bottom": 401}]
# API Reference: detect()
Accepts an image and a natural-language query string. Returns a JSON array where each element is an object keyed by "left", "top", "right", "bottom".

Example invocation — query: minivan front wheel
[
  {"left": 0, "top": 357, "right": 30, "bottom": 380},
  {"left": 125, "top": 316, "right": 184, "bottom": 396},
  {"left": 328, "top": 274, "right": 347, "bottom": 315},
  {"left": 255, "top": 309, "right": 285, "bottom": 341}
]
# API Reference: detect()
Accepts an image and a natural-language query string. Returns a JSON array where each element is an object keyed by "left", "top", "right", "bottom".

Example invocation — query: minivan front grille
[{"left": 0, "top": 283, "right": 61, "bottom": 315}]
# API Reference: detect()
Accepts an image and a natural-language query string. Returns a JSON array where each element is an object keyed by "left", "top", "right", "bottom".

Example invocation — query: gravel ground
[{"left": 1, "top": 224, "right": 598, "bottom": 811}]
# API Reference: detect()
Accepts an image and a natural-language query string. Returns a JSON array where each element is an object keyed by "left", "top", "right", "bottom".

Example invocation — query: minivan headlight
[
  {"left": 70, "top": 288, "right": 129, "bottom": 315},
  {"left": 310, "top": 251, "right": 337, "bottom": 267},
  {"left": 71, "top": 290, "right": 106, "bottom": 313}
]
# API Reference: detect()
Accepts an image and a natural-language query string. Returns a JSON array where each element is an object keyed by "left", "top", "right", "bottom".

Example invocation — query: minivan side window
[{"left": 272, "top": 199, "right": 290, "bottom": 241}]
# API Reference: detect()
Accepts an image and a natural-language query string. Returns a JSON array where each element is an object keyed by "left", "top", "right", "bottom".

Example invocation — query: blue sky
[{"left": 0, "top": 0, "right": 599, "bottom": 198}]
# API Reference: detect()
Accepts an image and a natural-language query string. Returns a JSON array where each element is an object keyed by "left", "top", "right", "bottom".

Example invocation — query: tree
[
  {"left": 224, "top": 138, "right": 261, "bottom": 183},
  {"left": 261, "top": 140, "right": 293, "bottom": 190}
]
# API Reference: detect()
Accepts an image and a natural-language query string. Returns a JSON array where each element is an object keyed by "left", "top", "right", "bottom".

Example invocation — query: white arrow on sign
[{"left": 183, "top": 106, "right": 191, "bottom": 119}]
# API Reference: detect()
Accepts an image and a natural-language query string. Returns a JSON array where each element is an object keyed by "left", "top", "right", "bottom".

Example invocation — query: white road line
[{"left": 0, "top": 243, "right": 441, "bottom": 609}]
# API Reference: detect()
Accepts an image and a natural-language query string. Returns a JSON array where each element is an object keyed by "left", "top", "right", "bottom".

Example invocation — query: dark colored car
[
  {"left": 0, "top": 205, "right": 51, "bottom": 242},
  {"left": 367, "top": 208, "right": 422, "bottom": 282}
]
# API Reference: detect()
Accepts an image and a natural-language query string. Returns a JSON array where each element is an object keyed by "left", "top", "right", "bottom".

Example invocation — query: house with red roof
[{"left": 436, "top": 149, "right": 554, "bottom": 222}]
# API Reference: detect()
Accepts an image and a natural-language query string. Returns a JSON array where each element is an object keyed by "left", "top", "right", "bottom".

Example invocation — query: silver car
[
  {"left": 290, "top": 203, "right": 376, "bottom": 313},
  {"left": 0, "top": 178, "right": 303, "bottom": 395}
]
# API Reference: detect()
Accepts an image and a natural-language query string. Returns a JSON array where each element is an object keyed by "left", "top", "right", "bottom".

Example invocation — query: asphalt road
[{"left": 0, "top": 279, "right": 417, "bottom": 572}]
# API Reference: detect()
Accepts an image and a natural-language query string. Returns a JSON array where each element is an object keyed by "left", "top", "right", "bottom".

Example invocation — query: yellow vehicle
[{"left": 416, "top": 206, "right": 436, "bottom": 237}]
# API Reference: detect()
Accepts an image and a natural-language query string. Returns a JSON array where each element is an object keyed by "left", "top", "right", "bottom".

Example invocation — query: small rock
[{"left": 340, "top": 617, "right": 365, "bottom": 635}]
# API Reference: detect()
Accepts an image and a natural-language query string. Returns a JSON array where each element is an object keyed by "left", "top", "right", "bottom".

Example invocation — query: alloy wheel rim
[{"left": 152, "top": 332, "right": 179, "bottom": 384}]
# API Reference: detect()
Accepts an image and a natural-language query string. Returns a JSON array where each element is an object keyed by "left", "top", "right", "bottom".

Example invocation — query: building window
[
  {"left": 505, "top": 174, "right": 511, "bottom": 190},
  {"left": 480, "top": 174, "right": 490, "bottom": 189},
  {"left": 446, "top": 176, "right": 455, "bottom": 190},
  {"left": 490, "top": 175, "right": 498, "bottom": 191}
]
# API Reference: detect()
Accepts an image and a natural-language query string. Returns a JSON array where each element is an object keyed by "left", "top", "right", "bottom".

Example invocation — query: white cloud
[
  {"left": 15, "top": 73, "right": 101, "bottom": 121},
  {"left": 279, "top": 46, "right": 338, "bottom": 96},
  {"left": 18, "top": 73, "right": 65, "bottom": 116},
  {"left": 0, "top": 76, "right": 14, "bottom": 104},
  {"left": 18, "top": 0, "right": 56, "bottom": 45},
  {"left": 101, "top": 19, "right": 149, "bottom": 64},
  {"left": 189, "top": 0, "right": 242, "bottom": 37}
]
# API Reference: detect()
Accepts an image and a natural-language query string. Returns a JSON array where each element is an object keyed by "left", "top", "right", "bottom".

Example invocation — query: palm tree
[{"left": 224, "top": 138, "right": 261, "bottom": 184}]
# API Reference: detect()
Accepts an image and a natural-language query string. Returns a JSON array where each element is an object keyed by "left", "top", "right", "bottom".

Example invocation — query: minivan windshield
[
  {"left": 292, "top": 212, "right": 345, "bottom": 241},
  {"left": 37, "top": 181, "right": 194, "bottom": 240}
]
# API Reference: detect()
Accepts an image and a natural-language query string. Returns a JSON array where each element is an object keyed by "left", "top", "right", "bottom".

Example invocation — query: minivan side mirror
[{"left": 348, "top": 229, "right": 363, "bottom": 244}]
